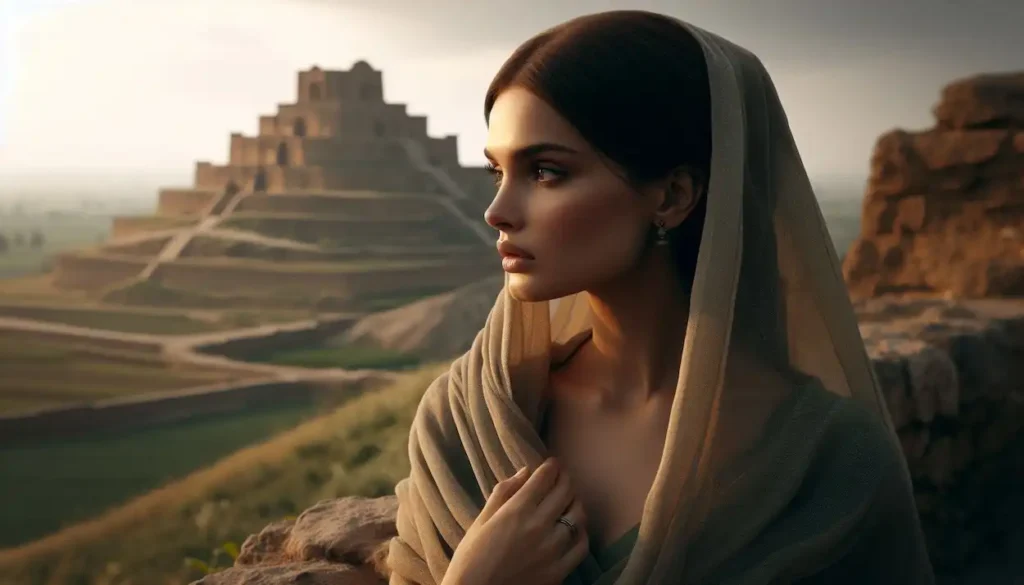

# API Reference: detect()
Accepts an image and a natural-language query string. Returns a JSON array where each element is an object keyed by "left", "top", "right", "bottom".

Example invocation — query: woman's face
[{"left": 484, "top": 88, "right": 658, "bottom": 302}]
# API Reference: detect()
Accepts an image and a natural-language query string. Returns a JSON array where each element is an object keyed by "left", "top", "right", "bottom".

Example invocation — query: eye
[
  {"left": 534, "top": 165, "right": 566, "bottom": 184},
  {"left": 484, "top": 162, "right": 503, "bottom": 186}
]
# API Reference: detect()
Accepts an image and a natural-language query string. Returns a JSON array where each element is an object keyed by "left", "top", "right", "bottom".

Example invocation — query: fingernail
[{"left": 515, "top": 466, "right": 528, "bottom": 476}]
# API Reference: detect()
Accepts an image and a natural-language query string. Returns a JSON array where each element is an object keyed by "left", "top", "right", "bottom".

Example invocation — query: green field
[
  {"left": 0, "top": 365, "right": 443, "bottom": 585},
  {"left": 0, "top": 401, "right": 322, "bottom": 549}
]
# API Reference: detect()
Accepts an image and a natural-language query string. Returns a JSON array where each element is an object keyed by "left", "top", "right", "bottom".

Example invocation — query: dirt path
[
  {"left": 137, "top": 187, "right": 250, "bottom": 279},
  {"left": 202, "top": 227, "right": 322, "bottom": 250},
  {"left": 138, "top": 215, "right": 224, "bottom": 279},
  {"left": 0, "top": 314, "right": 395, "bottom": 391}
]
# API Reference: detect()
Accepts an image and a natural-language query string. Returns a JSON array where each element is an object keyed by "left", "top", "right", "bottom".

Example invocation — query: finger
[
  {"left": 547, "top": 521, "right": 589, "bottom": 582},
  {"left": 536, "top": 529, "right": 571, "bottom": 568},
  {"left": 509, "top": 457, "right": 560, "bottom": 508},
  {"left": 536, "top": 465, "right": 574, "bottom": 522},
  {"left": 480, "top": 466, "right": 530, "bottom": 519},
  {"left": 555, "top": 498, "right": 587, "bottom": 543},
  {"left": 535, "top": 497, "right": 586, "bottom": 563},
  {"left": 537, "top": 510, "right": 575, "bottom": 558},
  {"left": 562, "top": 498, "right": 587, "bottom": 530}
]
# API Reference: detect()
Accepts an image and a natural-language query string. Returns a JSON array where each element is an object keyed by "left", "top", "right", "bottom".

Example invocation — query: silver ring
[{"left": 557, "top": 515, "right": 578, "bottom": 539}]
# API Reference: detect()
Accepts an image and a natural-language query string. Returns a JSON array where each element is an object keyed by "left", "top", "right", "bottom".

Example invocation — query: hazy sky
[{"left": 0, "top": 0, "right": 1020, "bottom": 191}]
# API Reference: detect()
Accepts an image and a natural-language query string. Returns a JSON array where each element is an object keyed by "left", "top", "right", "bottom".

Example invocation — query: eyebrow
[{"left": 483, "top": 142, "right": 579, "bottom": 162}]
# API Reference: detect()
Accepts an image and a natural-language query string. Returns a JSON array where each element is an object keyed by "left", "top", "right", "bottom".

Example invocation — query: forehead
[{"left": 485, "top": 88, "right": 589, "bottom": 157}]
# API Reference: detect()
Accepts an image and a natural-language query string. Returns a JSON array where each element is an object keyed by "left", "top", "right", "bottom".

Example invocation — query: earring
[{"left": 655, "top": 220, "right": 668, "bottom": 246}]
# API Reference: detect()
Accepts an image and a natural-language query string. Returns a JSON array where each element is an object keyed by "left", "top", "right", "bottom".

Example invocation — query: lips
[{"left": 496, "top": 240, "right": 535, "bottom": 260}]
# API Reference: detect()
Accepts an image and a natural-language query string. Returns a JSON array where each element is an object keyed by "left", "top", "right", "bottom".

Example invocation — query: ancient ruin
[
  {"left": 843, "top": 72, "right": 1024, "bottom": 299},
  {"left": 49, "top": 62, "right": 499, "bottom": 312}
]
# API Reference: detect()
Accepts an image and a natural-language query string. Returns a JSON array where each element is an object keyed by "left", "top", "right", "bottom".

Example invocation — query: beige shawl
[{"left": 387, "top": 17, "right": 935, "bottom": 585}]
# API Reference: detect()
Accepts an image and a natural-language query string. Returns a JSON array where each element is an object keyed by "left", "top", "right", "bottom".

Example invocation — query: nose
[{"left": 483, "top": 186, "right": 524, "bottom": 233}]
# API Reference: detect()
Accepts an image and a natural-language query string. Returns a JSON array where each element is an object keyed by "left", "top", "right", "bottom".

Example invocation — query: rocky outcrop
[
  {"left": 194, "top": 300, "right": 1024, "bottom": 584},
  {"left": 843, "top": 72, "right": 1024, "bottom": 299}
]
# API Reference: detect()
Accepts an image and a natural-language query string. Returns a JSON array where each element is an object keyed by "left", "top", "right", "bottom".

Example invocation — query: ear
[{"left": 653, "top": 166, "right": 704, "bottom": 229}]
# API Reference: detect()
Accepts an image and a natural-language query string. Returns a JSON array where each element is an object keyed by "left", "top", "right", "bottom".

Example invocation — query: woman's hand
[{"left": 443, "top": 458, "right": 589, "bottom": 585}]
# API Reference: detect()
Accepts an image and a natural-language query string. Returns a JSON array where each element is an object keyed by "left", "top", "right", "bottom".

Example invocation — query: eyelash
[{"left": 484, "top": 162, "right": 565, "bottom": 187}]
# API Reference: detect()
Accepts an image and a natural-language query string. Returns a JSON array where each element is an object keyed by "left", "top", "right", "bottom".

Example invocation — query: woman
[{"left": 385, "top": 10, "right": 934, "bottom": 585}]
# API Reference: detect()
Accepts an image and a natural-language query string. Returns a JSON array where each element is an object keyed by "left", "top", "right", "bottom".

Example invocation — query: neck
[{"left": 582, "top": 246, "right": 690, "bottom": 407}]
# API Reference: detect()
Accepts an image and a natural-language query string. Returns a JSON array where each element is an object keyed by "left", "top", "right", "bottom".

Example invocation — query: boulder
[{"left": 192, "top": 497, "right": 396, "bottom": 585}]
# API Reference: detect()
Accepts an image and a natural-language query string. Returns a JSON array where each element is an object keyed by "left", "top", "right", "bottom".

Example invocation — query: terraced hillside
[
  {"left": 65, "top": 190, "right": 497, "bottom": 312},
  {"left": 13, "top": 62, "right": 499, "bottom": 315}
]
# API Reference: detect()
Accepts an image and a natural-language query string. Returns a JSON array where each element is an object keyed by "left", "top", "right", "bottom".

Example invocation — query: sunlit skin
[{"left": 482, "top": 87, "right": 706, "bottom": 547}]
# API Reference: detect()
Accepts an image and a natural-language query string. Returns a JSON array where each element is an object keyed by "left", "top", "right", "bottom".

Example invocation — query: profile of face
[{"left": 484, "top": 88, "right": 680, "bottom": 303}]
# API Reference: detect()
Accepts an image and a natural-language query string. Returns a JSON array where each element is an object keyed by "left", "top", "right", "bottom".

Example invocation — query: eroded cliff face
[{"left": 843, "top": 72, "right": 1024, "bottom": 299}]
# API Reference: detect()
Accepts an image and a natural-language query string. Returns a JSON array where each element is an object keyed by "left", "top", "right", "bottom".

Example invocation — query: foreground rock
[
  {"left": 193, "top": 497, "right": 395, "bottom": 585},
  {"left": 843, "top": 71, "right": 1024, "bottom": 299},
  {"left": 196, "top": 299, "right": 1024, "bottom": 584}
]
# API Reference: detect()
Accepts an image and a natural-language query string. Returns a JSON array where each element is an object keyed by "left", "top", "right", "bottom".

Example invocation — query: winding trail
[{"left": 0, "top": 313, "right": 399, "bottom": 423}]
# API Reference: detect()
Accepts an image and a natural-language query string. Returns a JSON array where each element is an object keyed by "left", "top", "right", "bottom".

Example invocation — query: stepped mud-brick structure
[{"left": 50, "top": 62, "right": 500, "bottom": 312}]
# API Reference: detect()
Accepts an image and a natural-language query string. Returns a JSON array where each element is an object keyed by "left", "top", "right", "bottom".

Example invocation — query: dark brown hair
[{"left": 484, "top": 10, "right": 712, "bottom": 291}]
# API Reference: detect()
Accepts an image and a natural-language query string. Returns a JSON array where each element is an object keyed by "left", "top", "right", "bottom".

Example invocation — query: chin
[{"left": 505, "top": 273, "right": 580, "bottom": 303}]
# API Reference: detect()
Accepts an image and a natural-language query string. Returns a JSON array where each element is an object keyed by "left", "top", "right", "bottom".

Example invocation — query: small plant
[{"left": 184, "top": 541, "right": 240, "bottom": 576}]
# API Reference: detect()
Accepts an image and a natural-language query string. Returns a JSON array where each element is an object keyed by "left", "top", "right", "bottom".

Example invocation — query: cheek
[{"left": 533, "top": 187, "right": 643, "bottom": 261}]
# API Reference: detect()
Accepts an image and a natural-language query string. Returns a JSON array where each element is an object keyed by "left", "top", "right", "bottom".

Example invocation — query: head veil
[{"left": 387, "top": 15, "right": 927, "bottom": 585}]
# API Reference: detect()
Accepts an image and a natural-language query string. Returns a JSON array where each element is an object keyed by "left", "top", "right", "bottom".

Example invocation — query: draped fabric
[{"left": 386, "top": 16, "right": 934, "bottom": 585}]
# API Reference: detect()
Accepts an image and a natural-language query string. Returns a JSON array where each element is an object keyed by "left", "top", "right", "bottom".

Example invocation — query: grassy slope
[
  {"left": 0, "top": 364, "right": 445, "bottom": 585},
  {"left": 0, "top": 402, "right": 319, "bottom": 549}
]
